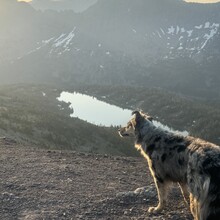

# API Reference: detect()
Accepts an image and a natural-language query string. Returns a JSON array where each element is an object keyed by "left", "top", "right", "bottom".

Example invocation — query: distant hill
[{"left": 0, "top": 84, "right": 219, "bottom": 149}]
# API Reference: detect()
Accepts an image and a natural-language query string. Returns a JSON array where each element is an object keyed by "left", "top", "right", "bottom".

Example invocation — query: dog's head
[{"left": 118, "top": 110, "right": 153, "bottom": 138}]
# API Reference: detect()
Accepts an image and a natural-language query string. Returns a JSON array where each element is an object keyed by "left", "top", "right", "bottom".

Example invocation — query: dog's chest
[{"left": 145, "top": 145, "right": 187, "bottom": 182}]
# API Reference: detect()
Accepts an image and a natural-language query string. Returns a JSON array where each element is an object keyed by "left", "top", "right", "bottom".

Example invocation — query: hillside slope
[
  {"left": 0, "top": 138, "right": 192, "bottom": 220},
  {"left": 0, "top": 84, "right": 135, "bottom": 156}
]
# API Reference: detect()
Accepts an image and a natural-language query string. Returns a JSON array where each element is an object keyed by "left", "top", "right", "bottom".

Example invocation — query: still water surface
[
  {"left": 57, "top": 91, "right": 188, "bottom": 135},
  {"left": 57, "top": 91, "right": 131, "bottom": 127}
]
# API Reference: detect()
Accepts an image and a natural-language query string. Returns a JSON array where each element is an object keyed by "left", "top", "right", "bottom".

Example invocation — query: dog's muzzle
[
  {"left": 118, "top": 129, "right": 123, "bottom": 137},
  {"left": 118, "top": 128, "right": 129, "bottom": 137}
]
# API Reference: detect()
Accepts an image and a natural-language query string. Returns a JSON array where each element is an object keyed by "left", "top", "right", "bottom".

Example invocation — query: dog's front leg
[{"left": 148, "top": 180, "right": 169, "bottom": 213}]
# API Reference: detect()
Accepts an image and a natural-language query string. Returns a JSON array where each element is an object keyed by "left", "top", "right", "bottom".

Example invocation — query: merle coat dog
[{"left": 118, "top": 111, "right": 220, "bottom": 220}]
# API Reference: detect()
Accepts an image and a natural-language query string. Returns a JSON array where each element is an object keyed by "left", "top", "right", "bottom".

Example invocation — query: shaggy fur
[{"left": 118, "top": 111, "right": 220, "bottom": 220}]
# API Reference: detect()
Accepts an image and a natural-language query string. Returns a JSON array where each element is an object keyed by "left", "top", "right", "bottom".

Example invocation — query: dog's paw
[{"left": 148, "top": 206, "right": 162, "bottom": 213}]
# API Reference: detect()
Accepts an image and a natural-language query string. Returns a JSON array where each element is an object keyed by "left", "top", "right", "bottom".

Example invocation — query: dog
[{"left": 118, "top": 110, "right": 220, "bottom": 220}]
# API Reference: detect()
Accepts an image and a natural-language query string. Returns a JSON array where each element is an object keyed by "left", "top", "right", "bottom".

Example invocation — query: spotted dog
[{"left": 118, "top": 110, "right": 220, "bottom": 220}]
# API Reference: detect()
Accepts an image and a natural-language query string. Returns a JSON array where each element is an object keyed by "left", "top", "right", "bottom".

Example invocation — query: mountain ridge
[{"left": 0, "top": 0, "right": 220, "bottom": 99}]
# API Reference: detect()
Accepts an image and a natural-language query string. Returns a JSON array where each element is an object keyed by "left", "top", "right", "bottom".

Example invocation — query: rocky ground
[{"left": 0, "top": 137, "right": 192, "bottom": 220}]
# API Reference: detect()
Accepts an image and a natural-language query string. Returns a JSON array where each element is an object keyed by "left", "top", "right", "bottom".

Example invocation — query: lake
[
  {"left": 57, "top": 91, "right": 131, "bottom": 127},
  {"left": 57, "top": 91, "right": 188, "bottom": 135}
]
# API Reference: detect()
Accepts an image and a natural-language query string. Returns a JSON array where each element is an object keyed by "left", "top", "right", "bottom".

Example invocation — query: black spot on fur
[
  {"left": 154, "top": 136, "right": 161, "bottom": 142},
  {"left": 172, "top": 145, "right": 179, "bottom": 150},
  {"left": 205, "top": 166, "right": 220, "bottom": 193},
  {"left": 161, "top": 154, "right": 167, "bottom": 162},
  {"left": 146, "top": 144, "right": 155, "bottom": 158},
  {"left": 189, "top": 178, "right": 193, "bottom": 184},
  {"left": 176, "top": 136, "right": 184, "bottom": 142},
  {"left": 178, "top": 158, "right": 185, "bottom": 166},
  {"left": 177, "top": 145, "right": 187, "bottom": 153},
  {"left": 152, "top": 163, "right": 156, "bottom": 171},
  {"left": 164, "top": 136, "right": 184, "bottom": 144},
  {"left": 207, "top": 208, "right": 220, "bottom": 220},
  {"left": 155, "top": 174, "right": 164, "bottom": 183},
  {"left": 168, "top": 151, "right": 173, "bottom": 157},
  {"left": 209, "top": 197, "right": 220, "bottom": 209},
  {"left": 164, "top": 138, "right": 175, "bottom": 144},
  {"left": 135, "top": 132, "right": 143, "bottom": 145},
  {"left": 171, "top": 145, "right": 186, "bottom": 152},
  {"left": 204, "top": 148, "right": 212, "bottom": 153},
  {"left": 202, "top": 157, "right": 212, "bottom": 168},
  {"left": 199, "top": 170, "right": 203, "bottom": 175}
]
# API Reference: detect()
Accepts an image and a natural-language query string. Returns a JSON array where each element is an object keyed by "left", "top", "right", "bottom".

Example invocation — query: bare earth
[{"left": 0, "top": 138, "right": 192, "bottom": 220}]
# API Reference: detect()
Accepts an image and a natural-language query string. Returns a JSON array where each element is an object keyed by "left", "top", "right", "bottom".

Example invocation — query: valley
[
  {"left": 0, "top": 84, "right": 219, "bottom": 155},
  {"left": 0, "top": 84, "right": 136, "bottom": 156}
]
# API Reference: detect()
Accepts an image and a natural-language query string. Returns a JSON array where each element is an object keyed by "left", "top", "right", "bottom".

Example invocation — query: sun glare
[
  {"left": 185, "top": 0, "right": 220, "bottom": 3},
  {"left": 17, "top": 0, "right": 32, "bottom": 2},
  {"left": 17, "top": 0, "right": 220, "bottom": 3}
]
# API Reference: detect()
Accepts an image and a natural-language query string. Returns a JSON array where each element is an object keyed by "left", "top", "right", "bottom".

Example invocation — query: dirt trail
[{"left": 0, "top": 138, "right": 192, "bottom": 220}]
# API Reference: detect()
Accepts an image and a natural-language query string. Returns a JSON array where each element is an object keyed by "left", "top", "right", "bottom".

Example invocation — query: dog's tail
[
  {"left": 202, "top": 177, "right": 210, "bottom": 203},
  {"left": 200, "top": 175, "right": 220, "bottom": 220},
  {"left": 196, "top": 177, "right": 210, "bottom": 220},
  {"left": 206, "top": 175, "right": 220, "bottom": 220}
]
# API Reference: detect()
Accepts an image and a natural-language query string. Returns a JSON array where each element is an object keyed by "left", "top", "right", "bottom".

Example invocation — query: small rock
[{"left": 124, "top": 210, "right": 128, "bottom": 215}]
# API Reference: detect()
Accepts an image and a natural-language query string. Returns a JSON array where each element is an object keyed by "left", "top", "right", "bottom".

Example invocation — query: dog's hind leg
[
  {"left": 148, "top": 181, "right": 170, "bottom": 213},
  {"left": 179, "top": 183, "right": 190, "bottom": 206},
  {"left": 190, "top": 193, "right": 200, "bottom": 220}
]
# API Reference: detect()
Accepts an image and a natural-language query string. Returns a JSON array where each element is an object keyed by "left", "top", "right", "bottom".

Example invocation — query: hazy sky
[
  {"left": 17, "top": 0, "right": 220, "bottom": 3},
  {"left": 185, "top": 0, "right": 220, "bottom": 2}
]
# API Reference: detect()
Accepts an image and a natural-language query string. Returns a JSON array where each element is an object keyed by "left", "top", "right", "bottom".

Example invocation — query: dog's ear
[
  {"left": 139, "top": 110, "right": 153, "bottom": 121},
  {"left": 132, "top": 110, "right": 144, "bottom": 123},
  {"left": 132, "top": 110, "right": 153, "bottom": 122},
  {"left": 132, "top": 110, "right": 141, "bottom": 116}
]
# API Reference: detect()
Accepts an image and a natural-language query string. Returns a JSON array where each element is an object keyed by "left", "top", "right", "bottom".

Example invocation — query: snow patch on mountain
[
  {"left": 157, "top": 21, "right": 220, "bottom": 58},
  {"left": 17, "top": 21, "right": 219, "bottom": 62},
  {"left": 53, "top": 28, "right": 76, "bottom": 48}
]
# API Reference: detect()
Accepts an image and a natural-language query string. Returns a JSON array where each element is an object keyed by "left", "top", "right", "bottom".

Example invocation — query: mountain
[
  {"left": 0, "top": 0, "right": 220, "bottom": 99},
  {"left": 69, "top": 0, "right": 220, "bottom": 62},
  {"left": 0, "top": 0, "right": 36, "bottom": 61},
  {"left": 0, "top": 0, "right": 77, "bottom": 62}
]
